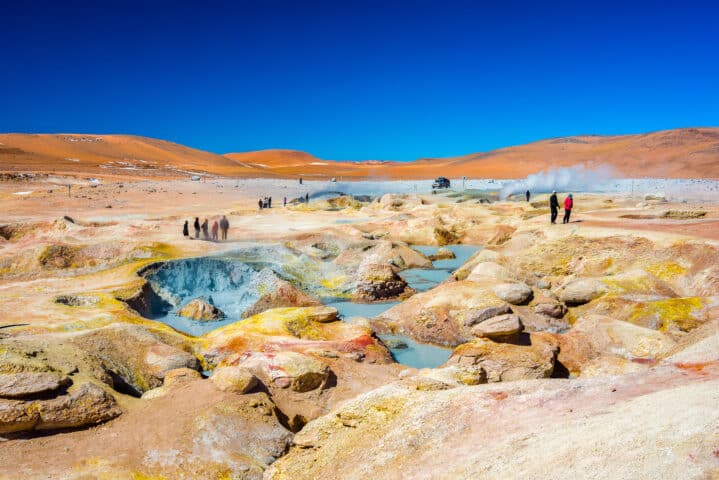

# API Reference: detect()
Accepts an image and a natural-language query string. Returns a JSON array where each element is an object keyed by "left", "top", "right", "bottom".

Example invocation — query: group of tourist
[
  {"left": 182, "top": 215, "right": 230, "bottom": 241},
  {"left": 548, "top": 191, "right": 573, "bottom": 224},
  {"left": 524, "top": 190, "right": 574, "bottom": 224},
  {"left": 257, "top": 193, "right": 310, "bottom": 211},
  {"left": 259, "top": 197, "right": 272, "bottom": 210}
]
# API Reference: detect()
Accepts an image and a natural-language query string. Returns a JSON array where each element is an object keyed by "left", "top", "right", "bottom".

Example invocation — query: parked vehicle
[{"left": 432, "top": 177, "right": 451, "bottom": 189}]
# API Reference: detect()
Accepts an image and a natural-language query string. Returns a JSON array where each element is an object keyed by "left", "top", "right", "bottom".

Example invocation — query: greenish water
[
  {"left": 378, "top": 334, "right": 452, "bottom": 369},
  {"left": 402, "top": 245, "right": 480, "bottom": 292}
]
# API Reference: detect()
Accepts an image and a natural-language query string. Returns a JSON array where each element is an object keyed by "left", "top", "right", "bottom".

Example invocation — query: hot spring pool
[{"left": 402, "top": 244, "right": 480, "bottom": 292}]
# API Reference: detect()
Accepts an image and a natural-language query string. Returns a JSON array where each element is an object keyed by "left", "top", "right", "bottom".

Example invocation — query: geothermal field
[{"left": 1, "top": 132, "right": 719, "bottom": 479}]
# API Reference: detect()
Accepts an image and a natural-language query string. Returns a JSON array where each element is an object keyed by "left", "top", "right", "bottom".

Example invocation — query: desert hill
[
  {"left": 0, "top": 133, "right": 264, "bottom": 179},
  {"left": 1, "top": 128, "right": 718, "bottom": 180},
  {"left": 225, "top": 128, "right": 719, "bottom": 179}
]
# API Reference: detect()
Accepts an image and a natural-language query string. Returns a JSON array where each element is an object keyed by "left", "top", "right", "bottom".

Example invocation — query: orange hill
[
  {"left": 0, "top": 134, "right": 264, "bottom": 179},
  {"left": 1, "top": 128, "right": 718, "bottom": 180},
  {"left": 225, "top": 128, "right": 719, "bottom": 180}
]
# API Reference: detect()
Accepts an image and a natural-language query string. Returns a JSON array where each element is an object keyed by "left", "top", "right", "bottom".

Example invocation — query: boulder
[
  {"left": 211, "top": 366, "right": 258, "bottom": 394},
  {"left": 0, "top": 372, "right": 71, "bottom": 399},
  {"left": 163, "top": 367, "right": 202, "bottom": 387},
  {"left": 0, "top": 382, "right": 121, "bottom": 434},
  {"left": 177, "top": 297, "right": 225, "bottom": 321},
  {"left": 144, "top": 344, "right": 201, "bottom": 380},
  {"left": 429, "top": 247, "right": 456, "bottom": 261},
  {"left": 533, "top": 302, "right": 567, "bottom": 318},
  {"left": 471, "top": 314, "right": 523, "bottom": 339},
  {"left": 239, "top": 351, "right": 330, "bottom": 393},
  {"left": 305, "top": 306, "right": 340, "bottom": 323},
  {"left": 242, "top": 270, "right": 321, "bottom": 318},
  {"left": 70, "top": 324, "right": 200, "bottom": 394},
  {"left": 375, "top": 281, "right": 511, "bottom": 346},
  {"left": 416, "top": 365, "right": 488, "bottom": 386},
  {"left": 466, "top": 262, "right": 515, "bottom": 283},
  {"left": 558, "top": 278, "right": 607, "bottom": 306},
  {"left": 464, "top": 304, "right": 513, "bottom": 327},
  {"left": 354, "top": 263, "right": 414, "bottom": 302},
  {"left": 445, "top": 334, "right": 558, "bottom": 382},
  {"left": 492, "top": 282, "right": 533, "bottom": 305}
]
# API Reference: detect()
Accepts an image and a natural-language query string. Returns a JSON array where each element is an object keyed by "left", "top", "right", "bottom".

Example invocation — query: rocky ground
[{"left": 1, "top": 177, "right": 718, "bottom": 479}]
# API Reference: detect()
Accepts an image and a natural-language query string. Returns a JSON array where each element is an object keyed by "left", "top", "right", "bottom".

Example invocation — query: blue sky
[{"left": 1, "top": 0, "right": 717, "bottom": 160}]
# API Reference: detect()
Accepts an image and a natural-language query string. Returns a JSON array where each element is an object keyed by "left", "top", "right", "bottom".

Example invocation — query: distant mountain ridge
[{"left": 1, "top": 128, "right": 718, "bottom": 179}]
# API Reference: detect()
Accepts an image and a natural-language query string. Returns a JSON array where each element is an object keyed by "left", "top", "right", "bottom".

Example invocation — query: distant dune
[
  {"left": 1, "top": 128, "right": 718, "bottom": 180},
  {"left": 0, "top": 134, "right": 262, "bottom": 179}
]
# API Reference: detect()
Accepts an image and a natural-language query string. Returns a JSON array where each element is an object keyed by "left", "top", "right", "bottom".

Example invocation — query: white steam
[{"left": 500, "top": 164, "right": 616, "bottom": 199}]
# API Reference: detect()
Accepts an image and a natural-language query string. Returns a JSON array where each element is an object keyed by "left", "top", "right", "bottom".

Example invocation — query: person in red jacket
[{"left": 563, "top": 193, "right": 573, "bottom": 224}]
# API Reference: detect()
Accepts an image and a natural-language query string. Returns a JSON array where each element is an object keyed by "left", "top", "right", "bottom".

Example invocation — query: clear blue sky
[{"left": 1, "top": 0, "right": 717, "bottom": 160}]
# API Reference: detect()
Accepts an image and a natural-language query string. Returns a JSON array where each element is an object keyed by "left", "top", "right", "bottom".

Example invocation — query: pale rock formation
[
  {"left": 471, "top": 313, "right": 523, "bottom": 339},
  {"left": 211, "top": 366, "right": 258, "bottom": 394},
  {"left": 558, "top": 278, "right": 607, "bottom": 305},
  {"left": 0, "top": 372, "right": 71, "bottom": 399},
  {"left": 0, "top": 382, "right": 121, "bottom": 434},
  {"left": 492, "top": 282, "right": 533, "bottom": 305},
  {"left": 445, "top": 334, "right": 559, "bottom": 382},
  {"left": 353, "top": 262, "right": 414, "bottom": 302},
  {"left": 177, "top": 297, "right": 225, "bottom": 321}
]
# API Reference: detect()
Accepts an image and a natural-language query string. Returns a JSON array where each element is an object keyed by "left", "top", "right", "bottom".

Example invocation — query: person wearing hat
[
  {"left": 549, "top": 190, "right": 560, "bottom": 224},
  {"left": 563, "top": 193, "right": 574, "bottom": 224}
]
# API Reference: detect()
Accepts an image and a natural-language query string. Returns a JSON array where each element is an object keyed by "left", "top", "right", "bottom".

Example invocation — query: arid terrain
[
  {"left": 2, "top": 127, "right": 719, "bottom": 181},
  {"left": 1, "top": 145, "right": 719, "bottom": 478}
]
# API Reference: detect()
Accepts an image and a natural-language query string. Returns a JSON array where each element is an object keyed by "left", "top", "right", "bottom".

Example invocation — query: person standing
[
  {"left": 526, "top": 190, "right": 531, "bottom": 202},
  {"left": 182, "top": 220, "right": 189, "bottom": 237},
  {"left": 563, "top": 194, "right": 573, "bottom": 224},
  {"left": 219, "top": 215, "right": 229, "bottom": 240},
  {"left": 268, "top": 197, "right": 272, "bottom": 208},
  {"left": 201, "top": 218, "right": 209, "bottom": 239},
  {"left": 283, "top": 196, "right": 287, "bottom": 207},
  {"left": 211, "top": 219, "right": 219, "bottom": 240},
  {"left": 258, "top": 198, "right": 263, "bottom": 210},
  {"left": 305, "top": 192, "right": 309, "bottom": 203},
  {"left": 549, "top": 191, "right": 559, "bottom": 224},
  {"left": 193, "top": 217, "right": 200, "bottom": 238}
]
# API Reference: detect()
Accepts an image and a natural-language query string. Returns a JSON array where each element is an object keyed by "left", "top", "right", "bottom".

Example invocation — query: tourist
[
  {"left": 211, "top": 219, "right": 219, "bottom": 240},
  {"left": 305, "top": 192, "right": 309, "bottom": 203},
  {"left": 299, "top": 177, "right": 303, "bottom": 185},
  {"left": 182, "top": 220, "right": 189, "bottom": 237},
  {"left": 193, "top": 217, "right": 200, "bottom": 238},
  {"left": 268, "top": 196, "right": 272, "bottom": 208},
  {"left": 219, "top": 215, "right": 229, "bottom": 240},
  {"left": 563, "top": 194, "right": 573, "bottom": 224},
  {"left": 283, "top": 196, "right": 287, "bottom": 207},
  {"left": 258, "top": 198, "right": 263, "bottom": 210},
  {"left": 526, "top": 190, "right": 531, "bottom": 202},
  {"left": 549, "top": 191, "right": 559, "bottom": 224},
  {"left": 201, "top": 218, "right": 209, "bottom": 239}
]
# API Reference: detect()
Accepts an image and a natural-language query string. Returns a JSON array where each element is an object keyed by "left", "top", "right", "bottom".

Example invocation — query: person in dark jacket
[
  {"left": 258, "top": 198, "right": 263, "bottom": 210},
  {"left": 549, "top": 191, "right": 559, "bottom": 224},
  {"left": 305, "top": 192, "right": 309, "bottom": 203},
  {"left": 201, "top": 218, "right": 209, "bottom": 239},
  {"left": 182, "top": 220, "right": 189, "bottom": 237},
  {"left": 219, "top": 215, "right": 229, "bottom": 240},
  {"left": 193, "top": 217, "right": 200, "bottom": 238},
  {"left": 563, "top": 194, "right": 573, "bottom": 224},
  {"left": 526, "top": 190, "right": 531, "bottom": 202}
]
